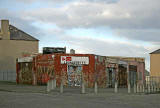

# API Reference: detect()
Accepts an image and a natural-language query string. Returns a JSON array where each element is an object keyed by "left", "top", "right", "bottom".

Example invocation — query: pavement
[{"left": 0, "top": 82, "right": 160, "bottom": 108}]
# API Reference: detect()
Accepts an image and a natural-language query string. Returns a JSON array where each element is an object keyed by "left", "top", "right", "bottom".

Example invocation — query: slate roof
[
  {"left": 150, "top": 49, "right": 160, "bottom": 54},
  {"left": 9, "top": 25, "right": 39, "bottom": 41}
]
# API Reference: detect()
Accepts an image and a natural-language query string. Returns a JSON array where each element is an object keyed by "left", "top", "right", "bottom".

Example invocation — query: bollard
[
  {"left": 114, "top": 82, "right": 118, "bottom": 93},
  {"left": 53, "top": 79, "right": 56, "bottom": 89},
  {"left": 158, "top": 84, "right": 160, "bottom": 92},
  {"left": 139, "top": 85, "right": 142, "bottom": 93},
  {"left": 128, "top": 83, "right": 131, "bottom": 93},
  {"left": 142, "top": 85, "right": 145, "bottom": 93},
  {"left": 148, "top": 85, "right": 151, "bottom": 93},
  {"left": 151, "top": 84, "right": 154, "bottom": 93},
  {"left": 60, "top": 80, "right": 63, "bottom": 93},
  {"left": 51, "top": 79, "right": 56, "bottom": 90},
  {"left": 155, "top": 84, "right": 157, "bottom": 93},
  {"left": 137, "top": 84, "right": 139, "bottom": 93},
  {"left": 134, "top": 84, "right": 137, "bottom": 93},
  {"left": 47, "top": 80, "right": 51, "bottom": 92},
  {"left": 51, "top": 80, "right": 54, "bottom": 90},
  {"left": 81, "top": 81, "right": 85, "bottom": 94},
  {"left": 33, "top": 73, "right": 36, "bottom": 85},
  {"left": 94, "top": 82, "right": 98, "bottom": 94},
  {"left": 153, "top": 84, "right": 156, "bottom": 93}
]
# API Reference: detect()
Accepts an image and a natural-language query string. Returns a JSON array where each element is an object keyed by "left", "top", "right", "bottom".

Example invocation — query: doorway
[
  {"left": 129, "top": 65, "right": 137, "bottom": 88},
  {"left": 107, "top": 68, "right": 116, "bottom": 88},
  {"left": 67, "top": 65, "right": 82, "bottom": 87},
  {"left": 118, "top": 65, "right": 127, "bottom": 87}
]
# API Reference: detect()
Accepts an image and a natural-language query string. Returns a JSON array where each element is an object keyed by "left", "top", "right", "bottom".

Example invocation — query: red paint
[{"left": 16, "top": 54, "right": 106, "bottom": 87}]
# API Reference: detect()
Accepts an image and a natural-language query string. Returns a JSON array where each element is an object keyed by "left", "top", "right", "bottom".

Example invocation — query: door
[
  {"left": 118, "top": 65, "right": 127, "bottom": 87},
  {"left": 67, "top": 65, "right": 82, "bottom": 87},
  {"left": 129, "top": 65, "right": 137, "bottom": 88},
  {"left": 107, "top": 68, "right": 116, "bottom": 88}
]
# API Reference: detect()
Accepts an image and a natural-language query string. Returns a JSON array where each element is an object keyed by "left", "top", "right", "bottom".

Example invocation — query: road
[{"left": 0, "top": 82, "right": 160, "bottom": 108}]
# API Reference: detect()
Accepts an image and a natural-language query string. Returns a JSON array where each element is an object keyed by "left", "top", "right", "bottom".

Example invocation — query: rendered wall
[
  {"left": 150, "top": 54, "right": 160, "bottom": 77},
  {"left": 0, "top": 40, "right": 38, "bottom": 81}
]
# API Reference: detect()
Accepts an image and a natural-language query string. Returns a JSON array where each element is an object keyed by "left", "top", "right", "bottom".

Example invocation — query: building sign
[
  {"left": 61, "top": 56, "right": 89, "bottom": 65},
  {"left": 18, "top": 57, "right": 33, "bottom": 62},
  {"left": 106, "top": 58, "right": 118, "bottom": 64},
  {"left": 118, "top": 60, "right": 127, "bottom": 65}
]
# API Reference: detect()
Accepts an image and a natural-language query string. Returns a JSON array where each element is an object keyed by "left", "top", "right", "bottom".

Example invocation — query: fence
[
  {"left": 45, "top": 76, "right": 160, "bottom": 95},
  {"left": 143, "top": 76, "right": 160, "bottom": 94},
  {"left": 0, "top": 70, "right": 16, "bottom": 81}
]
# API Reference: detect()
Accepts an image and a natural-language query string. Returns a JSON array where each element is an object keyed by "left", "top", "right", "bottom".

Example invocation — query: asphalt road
[{"left": 0, "top": 82, "right": 160, "bottom": 108}]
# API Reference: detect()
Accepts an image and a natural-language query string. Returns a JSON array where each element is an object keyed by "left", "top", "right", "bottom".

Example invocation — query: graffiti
[
  {"left": 67, "top": 66, "right": 82, "bottom": 87},
  {"left": 18, "top": 63, "right": 33, "bottom": 84},
  {"left": 36, "top": 65, "right": 55, "bottom": 84}
]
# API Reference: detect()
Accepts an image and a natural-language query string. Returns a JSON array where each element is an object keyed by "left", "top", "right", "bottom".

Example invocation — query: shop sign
[
  {"left": 18, "top": 57, "right": 33, "bottom": 62},
  {"left": 61, "top": 56, "right": 89, "bottom": 64}
]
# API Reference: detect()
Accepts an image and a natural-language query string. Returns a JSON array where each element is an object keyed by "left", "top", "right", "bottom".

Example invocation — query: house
[
  {"left": 150, "top": 49, "right": 160, "bottom": 77},
  {"left": 0, "top": 20, "right": 39, "bottom": 81}
]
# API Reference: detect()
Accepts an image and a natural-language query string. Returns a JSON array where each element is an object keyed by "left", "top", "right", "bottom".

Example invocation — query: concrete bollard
[
  {"left": 137, "top": 84, "right": 139, "bottom": 93},
  {"left": 142, "top": 85, "right": 145, "bottom": 93},
  {"left": 148, "top": 85, "right": 151, "bottom": 93},
  {"left": 128, "top": 83, "right": 131, "bottom": 93},
  {"left": 158, "top": 84, "right": 160, "bottom": 92},
  {"left": 154, "top": 84, "right": 157, "bottom": 93},
  {"left": 94, "top": 82, "right": 98, "bottom": 94},
  {"left": 81, "top": 81, "right": 85, "bottom": 94},
  {"left": 47, "top": 80, "right": 51, "bottom": 92},
  {"left": 51, "top": 79, "right": 56, "bottom": 90},
  {"left": 139, "top": 85, "right": 142, "bottom": 93},
  {"left": 114, "top": 82, "right": 118, "bottom": 93},
  {"left": 60, "top": 80, "right": 63, "bottom": 93},
  {"left": 155, "top": 84, "right": 157, "bottom": 93},
  {"left": 53, "top": 79, "right": 56, "bottom": 89},
  {"left": 134, "top": 84, "right": 137, "bottom": 93},
  {"left": 151, "top": 85, "right": 154, "bottom": 93},
  {"left": 51, "top": 80, "right": 54, "bottom": 90}
]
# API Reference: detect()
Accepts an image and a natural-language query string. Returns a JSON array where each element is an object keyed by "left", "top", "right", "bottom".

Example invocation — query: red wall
[{"left": 17, "top": 54, "right": 107, "bottom": 87}]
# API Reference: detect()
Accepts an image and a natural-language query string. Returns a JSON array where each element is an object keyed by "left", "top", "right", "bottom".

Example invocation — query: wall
[
  {"left": 0, "top": 40, "right": 38, "bottom": 81},
  {"left": 150, "top": 54, "right": 160, "bottom": 77},
  {"left": 17, "top": 54, "right": 107, "bottom": 88}
]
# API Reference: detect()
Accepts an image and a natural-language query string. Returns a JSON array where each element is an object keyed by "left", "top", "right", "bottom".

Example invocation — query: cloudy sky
[{"left": 0, "top": 0, "right": 160, "bottom": 70}]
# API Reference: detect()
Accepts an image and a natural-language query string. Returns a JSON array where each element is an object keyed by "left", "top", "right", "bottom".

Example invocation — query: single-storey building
[{"left": 17, "top": 54, "right": 145, "bottom": 88}]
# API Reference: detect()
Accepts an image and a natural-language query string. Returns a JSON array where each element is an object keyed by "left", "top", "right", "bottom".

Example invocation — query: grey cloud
[
  {"left": 54, "top": 32, "right": 150, "bottom": 69},
  {"left": 115, "top": 29, "right": 160, "bottom": 43},
  {"left": 0, "top": 9, "right": 43, "bottom": 40},
  {"left": 15, "top": 0, "right": 118, "bottom": 4},
  {"left": 23, "top": 0, "right": 160, "bottom": 29},
  {"left": 22, "top": 0, "right": 160, "bottom": 43}
]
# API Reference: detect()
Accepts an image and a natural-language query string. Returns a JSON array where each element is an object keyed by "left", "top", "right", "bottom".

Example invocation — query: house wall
[
  {"left": 0, "top": 40, "right": 38, "bottom": 81},
  {"left": 150, "top": 54, "right": 160, "bottom": 77},
  {"left": 105, "top": 56, "right": 145, "bottom": 86},
  {"left": 128, "top": 61, "right": 145, "bottom": 84}
]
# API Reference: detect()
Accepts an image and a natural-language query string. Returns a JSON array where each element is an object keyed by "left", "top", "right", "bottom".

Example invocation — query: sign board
[
  {"left": 106, "top": 58, "right": 118, "bottom": 64},
  {"left": 18, "top": 57, "right": 33, "bottom": 62},
  {"left": 118, "top": 60, "right": 127, "bottom": 65},
  {"left": 61, "top": 56, "right": 89, "bottom": 65}
]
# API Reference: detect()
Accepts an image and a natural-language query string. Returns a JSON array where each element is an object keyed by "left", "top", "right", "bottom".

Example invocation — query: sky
[{"left": 0, "top": 0, "right": 160, "bottom": 71}]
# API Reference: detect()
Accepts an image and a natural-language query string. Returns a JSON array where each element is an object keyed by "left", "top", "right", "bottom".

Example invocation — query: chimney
[
  {"left": 1, "top": 20, "right": 10, "bottom": 40},
  {"left": 70, "top": 49, "right": 75, "bottom": 54}
]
